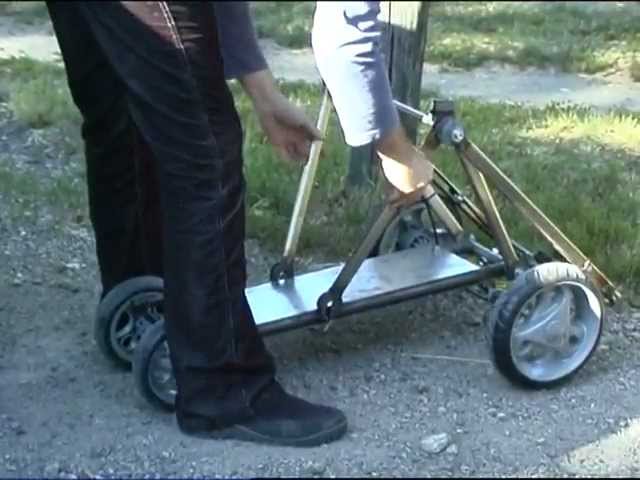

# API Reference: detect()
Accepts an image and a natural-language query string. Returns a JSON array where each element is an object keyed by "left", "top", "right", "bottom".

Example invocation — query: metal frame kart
[{"left": 93, "top": 92, "right": 620, "bottom": 410}]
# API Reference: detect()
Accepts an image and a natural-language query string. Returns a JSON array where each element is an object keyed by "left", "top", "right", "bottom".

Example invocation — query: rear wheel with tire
[
  {"left": 485, "top": 262, "right": 604, "bottom": 389},
  {"left": 94, "top": 276, "right": 164, "bottom": 368}
]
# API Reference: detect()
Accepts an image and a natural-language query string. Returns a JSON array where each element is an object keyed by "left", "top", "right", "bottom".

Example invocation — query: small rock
[
  {"left": 53, "top": 281, "right": 81, "bottom": 293},
  {"left": 306, "top": 461, "right": 326, "bottom": 476},
  {"left": 44, "top": 462, "right": 61, "bottom": 476},
  {"left": 420, "top": 433, "right": 451, "bottom": 454},
  {"left": 445, "top": 444, "right": 458, "bottom": 455},
  {"left": 497, "top": 412, "right": 507, "bottom": 421},
  {"left": 416, "top": 382, "right": 429, "bottom": 395},
  {"left": 464, "top": 316, "right": 483, "bottom": 326},
  {"left": 437, "top": 406, "right": 447, "bottom": 415}
]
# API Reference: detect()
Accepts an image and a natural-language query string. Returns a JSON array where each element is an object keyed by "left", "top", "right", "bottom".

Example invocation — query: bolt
[{"left": 451, "top": 128, "right": 464, "bottom": 143}]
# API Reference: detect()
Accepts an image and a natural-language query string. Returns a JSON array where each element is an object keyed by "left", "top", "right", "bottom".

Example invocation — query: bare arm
[
  {"left": 312, "top": 1, "right": 432, "bottom": 193},
  {"left": 213, "top": 2, "right": 321, "bottom": 162},
  {"left": 311, "top": 1, "right": 401, "bottom": 147}
]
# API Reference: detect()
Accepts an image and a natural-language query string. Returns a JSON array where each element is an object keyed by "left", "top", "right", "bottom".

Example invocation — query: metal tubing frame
[
  {"left": 422, "top": 185, "right": 465, "bottom": 239},
  {"left": 430, "top": 165, "right": 535, "bottom": 261},
  {"left": 394, "top": 98, "right": 620, "bottom": 304},
  {"left": 273, "top": 95, "right": 470, "bottom": 318},
  {"left": 458, "top": 156, "right": 520, "bottom": 278},
  {"left": 318, "top": 188, "right": 427, "bottom": 321},
  {"left": 273, "top": 95, "right": 620, "bottom": 322},
  {"left": 456, "top": 139, "right": 620, "bottom": 303},
  {"left": 273, "top": 90, "right": 332, "bottom": 280}
]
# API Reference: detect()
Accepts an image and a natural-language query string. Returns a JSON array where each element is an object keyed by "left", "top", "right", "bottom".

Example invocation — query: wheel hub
[
  {"left": 510, "top": 281, "right": 602, "bottom": 383},
  {"left": 111, "top": 292, "right": 164, "bottom": 362}
]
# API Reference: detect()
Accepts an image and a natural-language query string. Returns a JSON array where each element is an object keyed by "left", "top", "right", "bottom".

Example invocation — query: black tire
[
  {"left": 373, "top": 202, "right": 453, "bottom": 257},
  {"left": 485, "top": 262, "right": 604, "bottom": 389},
  {"left": 94, "top": 276, "right": 164, "bottom": 369},
  {"left": 133, "top": 319, "right": 176, "bottom": 412}
]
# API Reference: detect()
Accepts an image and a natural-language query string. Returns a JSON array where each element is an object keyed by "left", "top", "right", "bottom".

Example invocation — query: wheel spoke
[
  {"left": 514, "top": 341, "right": 537, "bottom": 361},
  {"left": 506, "top": 274, "right": 603, "bottom": 385},
  {"left": 513, "top": 286, "right": 574, "bottom": 352},
  {"left": 114, "top": 316, "right": 134, "bottom": 341},
  {"left": 569, "top": 323, "right": 586, "bottom": 340}
]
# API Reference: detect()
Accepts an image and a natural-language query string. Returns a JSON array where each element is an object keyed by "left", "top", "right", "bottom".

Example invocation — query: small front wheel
[
  {"left": 485, "top": 262, "right": 604, "bottom": 389},
  {"left": 133, "top": 319, "right": 176, "bottom": 411}
]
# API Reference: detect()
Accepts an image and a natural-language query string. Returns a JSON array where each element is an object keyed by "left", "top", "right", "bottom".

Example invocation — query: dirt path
[
  {"left": 1, "top": 16, "right": 640, "bottom": 112},
  {"left": 1, "top": 13, "right": 640, "bottom": 479}
]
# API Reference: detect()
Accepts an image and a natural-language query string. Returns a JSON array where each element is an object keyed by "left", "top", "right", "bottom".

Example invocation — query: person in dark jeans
[
  {"left": 46, "top": 1, "right": 348, "bottom": 447},
  {"left": 47, "top": 0, "right": 433, "bottom": 447}
]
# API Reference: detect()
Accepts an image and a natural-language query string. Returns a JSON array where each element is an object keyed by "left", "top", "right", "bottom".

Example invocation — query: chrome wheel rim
[
  {"left": 110, "top": 292, "right": 163, "bottom": 362},
  {"left": 148, "top": 339, "right": 177, "bottom": 406},
  {"left": 510, "top": 281, "right": 602, "bottom": 383}
]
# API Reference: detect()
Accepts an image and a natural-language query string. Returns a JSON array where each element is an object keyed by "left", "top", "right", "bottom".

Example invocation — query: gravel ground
[{"left": 1, "top": 98, "right": 640, "bottom": 478}]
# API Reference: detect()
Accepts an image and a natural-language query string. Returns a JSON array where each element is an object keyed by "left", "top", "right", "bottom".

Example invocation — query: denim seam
[{"left": 157, "top": 1, "right": 238, "bottom": 363}]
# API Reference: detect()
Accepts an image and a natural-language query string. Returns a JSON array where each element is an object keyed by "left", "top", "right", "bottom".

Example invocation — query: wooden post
[
  {"left": 381, "top": 1, "right": 431, "bottom": 144},
  {"left": 346, "top": 1, "right": 430, "bottom": 188}
]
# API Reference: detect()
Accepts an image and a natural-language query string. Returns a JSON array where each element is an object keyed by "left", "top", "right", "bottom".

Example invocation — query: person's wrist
[
  {"left": 240, "top": 69, "right": 282, "bottom": 114},
  {"left": 375, "top": 126, "right": 412, "bottom": 161}
]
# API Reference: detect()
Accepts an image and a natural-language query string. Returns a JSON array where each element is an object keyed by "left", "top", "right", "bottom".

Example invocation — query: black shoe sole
[{"left": 181, "top": 418, "right": 348, "bottom": 448}]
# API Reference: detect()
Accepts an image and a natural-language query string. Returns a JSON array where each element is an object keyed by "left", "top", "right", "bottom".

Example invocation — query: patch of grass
[
  {"left": 523, "top": 109, "right": 640, "bottom": 154},
  {"left": 0, "top": 160, "right": 87, "bottom": 225},
  {"left": 428, "top": 1, "right": 640, "bottom": 75},
  {"left": 424, "top": 97, "right": 640, "bottom": 292},
  {"left": 631, "top": 57, "right": 640, "bottom": 83},
  {"left": 251, "top": 1, "right": 313, "bottom": 49},
  {"left": 0, "top": 57, "right": 80, "bottom": 129},
  {"left": 9, "top": 73, "right": 78, "bottom": 129},
  {"left": 250, "top": 1, "right": 640, "bottom": 76},
  {"left": 1, "top": 55, "right": 638, "bottom": 291},
  {"left": 0, "top": 1, "right": 49, "bottom": 24},
  {"left": 0, "top": 57, "right": 85, "bottom": 224}
]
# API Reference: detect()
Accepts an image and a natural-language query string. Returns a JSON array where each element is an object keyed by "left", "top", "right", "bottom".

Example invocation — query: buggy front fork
[{"left": 270, "top": 91, "right": 620, "bottom": 324}]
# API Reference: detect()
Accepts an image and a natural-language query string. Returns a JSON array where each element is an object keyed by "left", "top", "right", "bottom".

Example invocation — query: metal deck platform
[{"left": 248, "top": 245, "right": 503, "bottom": 334}]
